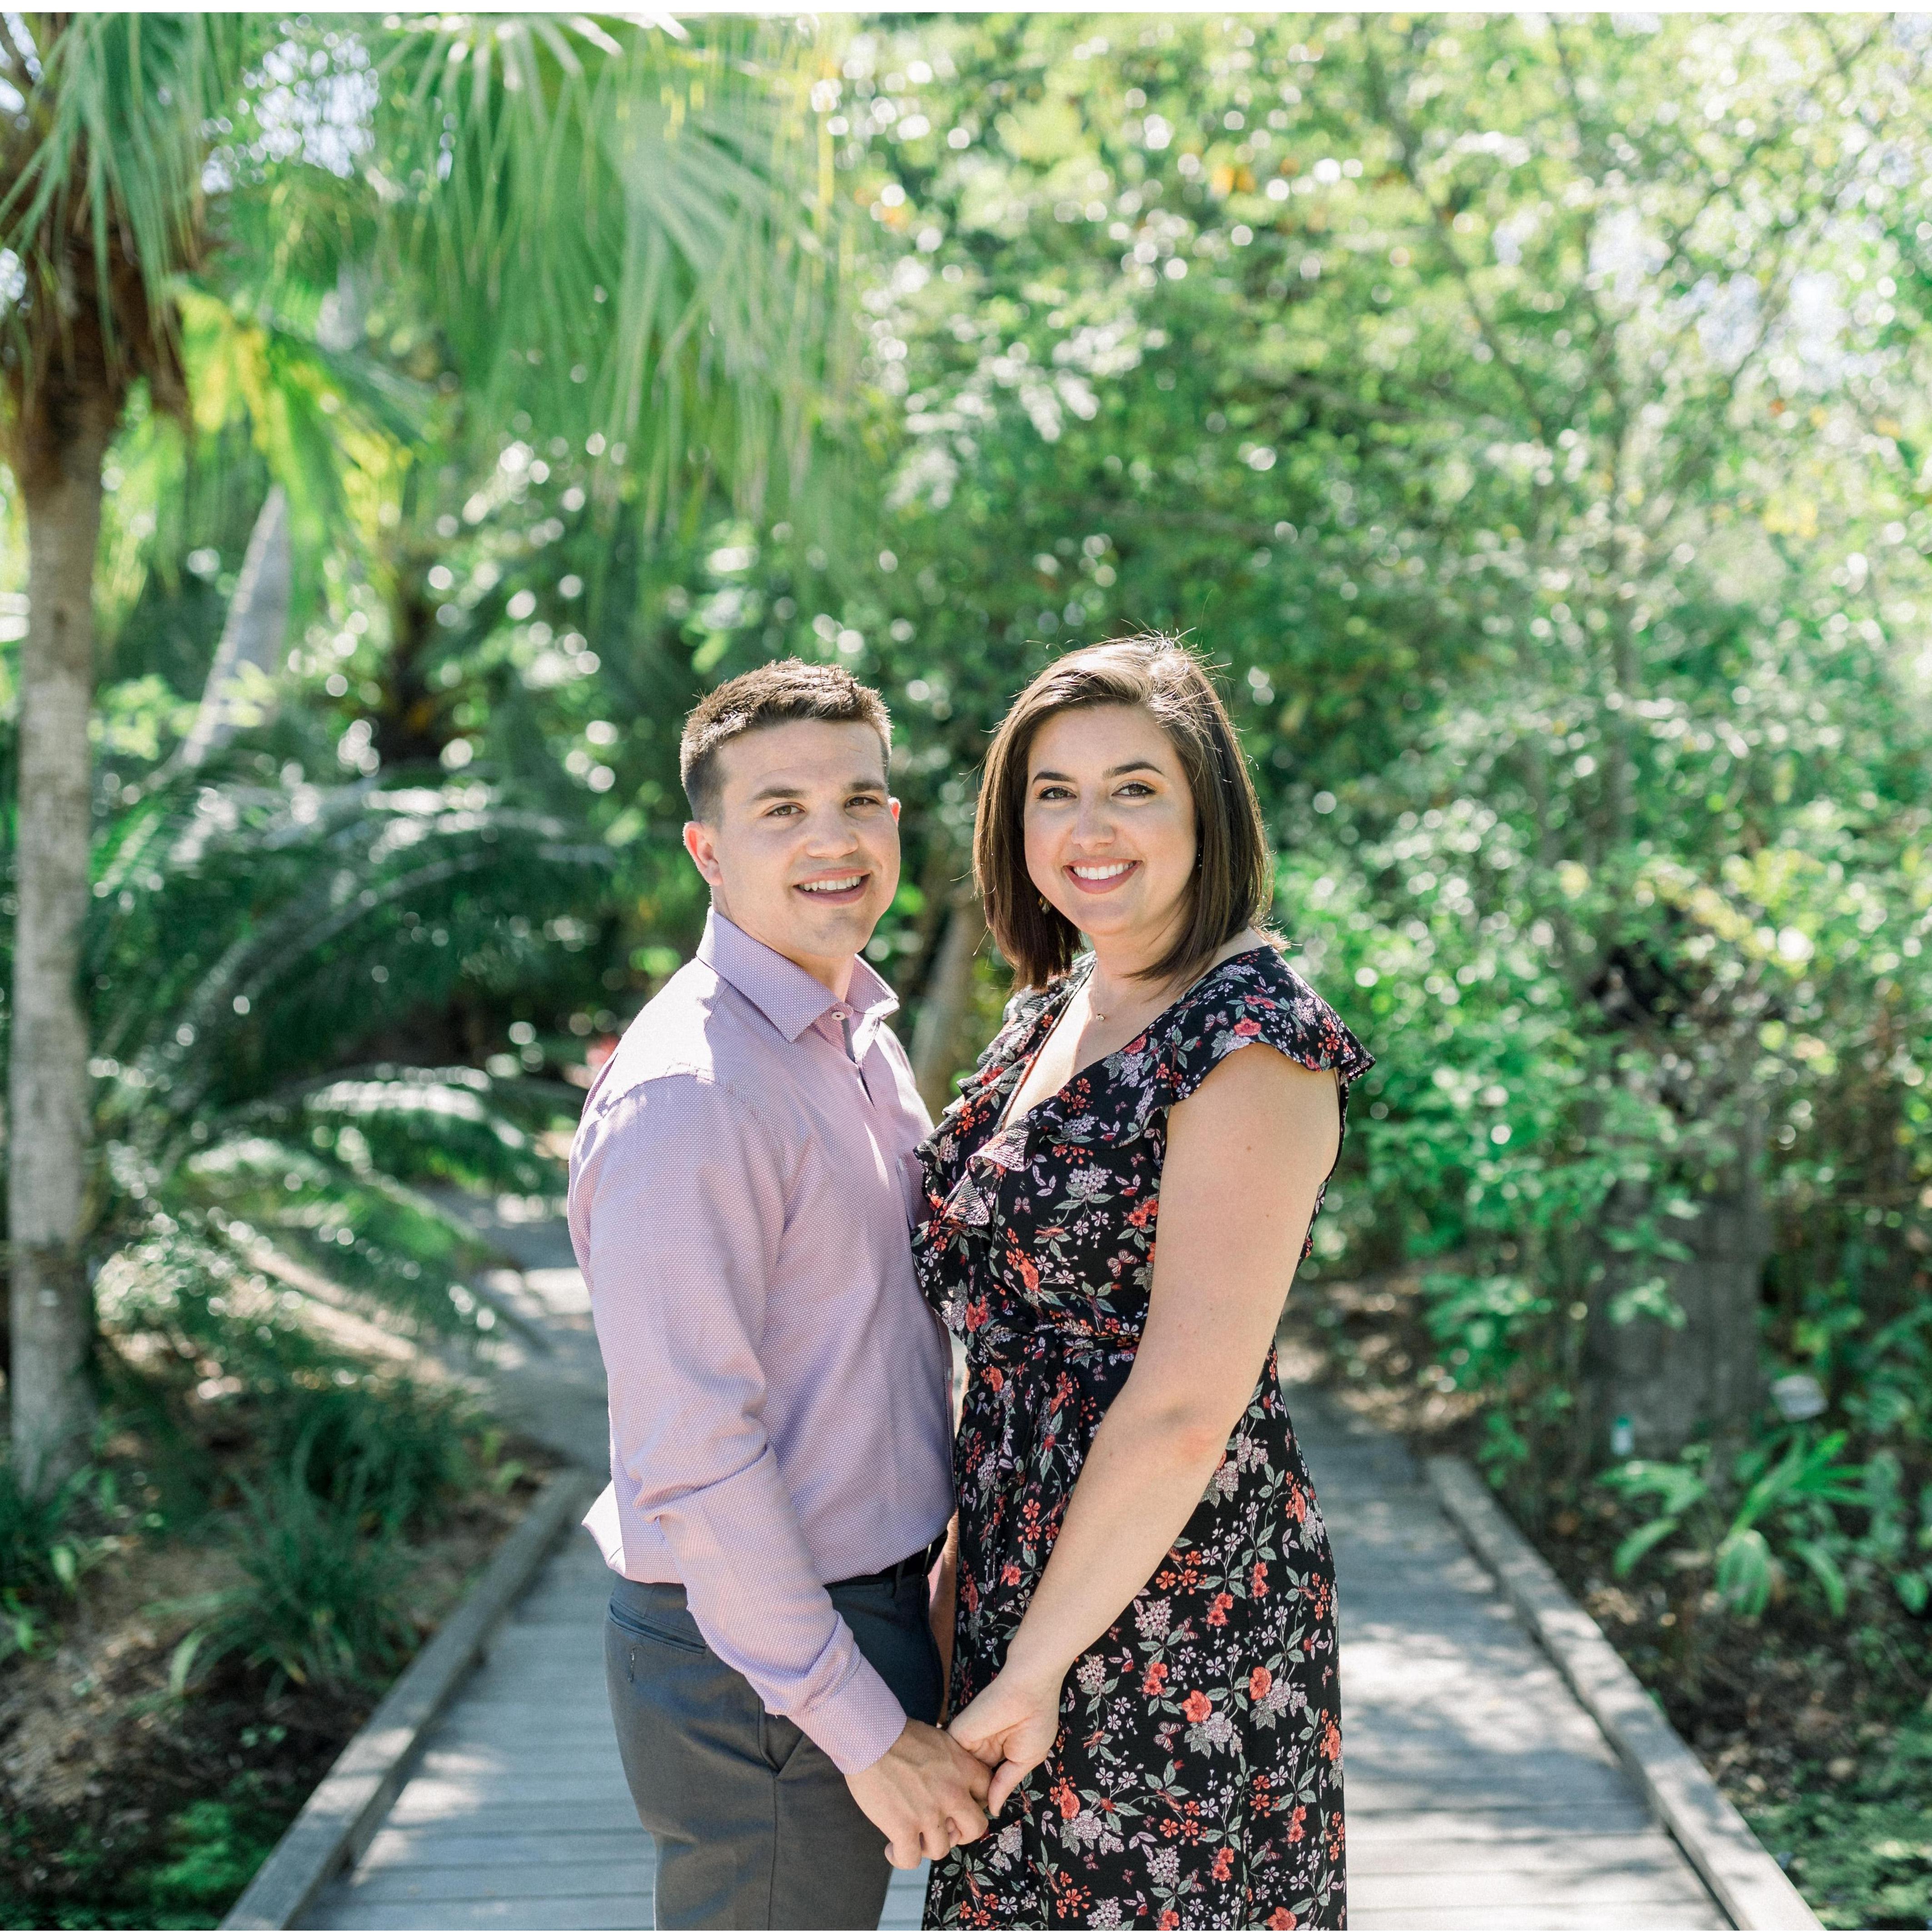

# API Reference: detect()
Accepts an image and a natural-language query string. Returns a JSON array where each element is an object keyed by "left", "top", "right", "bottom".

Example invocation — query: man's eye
[{"left": 849, "top": 794, "right": 884, "bottom": 810}]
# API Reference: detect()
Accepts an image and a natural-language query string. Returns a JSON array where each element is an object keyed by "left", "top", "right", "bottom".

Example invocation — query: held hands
[
  {"left": 945, "top": 1658, "right": 1063, "bottom": 1817},
  {"left": 845, "top": 1720, "right": 992, "bottom": 1870}
]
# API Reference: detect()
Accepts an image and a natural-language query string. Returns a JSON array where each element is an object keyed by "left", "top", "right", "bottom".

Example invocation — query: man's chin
[{"left": 781, "top": 893, "right": 885, "bottom": 953}]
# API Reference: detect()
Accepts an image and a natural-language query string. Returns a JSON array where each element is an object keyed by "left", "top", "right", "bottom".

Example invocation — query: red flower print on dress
[
  {"left": 1181, "top": 1689, "right": 1213, "bottom": 1723},
  {"left": 1143, "top": 1659, "right": 1168, "bottom": 1695},
  {"left": 1266, "top": 1910, "right": 1298, "bottom": 1929},
  {"left": 1249, "top": 1665, "right": 1273, "bottom": 1701},
  {"left": 1207, "top": 1590, "right": 1234, "bottom": 1627}
]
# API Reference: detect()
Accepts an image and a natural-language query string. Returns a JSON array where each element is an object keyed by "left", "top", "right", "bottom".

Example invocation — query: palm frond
[
  {"left": 365, "top": 15, "right": 842, "bottom": 530},
  {"left": 0, "top": 15, "right": 250, "bottom": 418}
]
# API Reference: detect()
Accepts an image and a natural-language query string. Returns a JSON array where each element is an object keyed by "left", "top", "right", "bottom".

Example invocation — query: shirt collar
[{"left": 697, "top": 909, "right": 899, "bottom": 1046}]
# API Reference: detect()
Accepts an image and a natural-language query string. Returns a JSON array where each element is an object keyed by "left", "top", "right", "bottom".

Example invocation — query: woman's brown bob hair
[{"left": 975, "top": 637, "right": 1274, "bottom": 990}]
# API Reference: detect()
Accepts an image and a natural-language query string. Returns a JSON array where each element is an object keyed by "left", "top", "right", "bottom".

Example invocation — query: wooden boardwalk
[{"left": 302, "top": 1215, "right": 1725, "bottom": 1929}]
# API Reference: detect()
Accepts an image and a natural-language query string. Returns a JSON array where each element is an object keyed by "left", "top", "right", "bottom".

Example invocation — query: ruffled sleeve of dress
[{"left": 1156, "top": 947, "right": 1374, "bottom": 1257}]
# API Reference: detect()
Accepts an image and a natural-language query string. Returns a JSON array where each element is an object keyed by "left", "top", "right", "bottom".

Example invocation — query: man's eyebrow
[
  {"left": 747, "top": 774, "right": 889, "bottom": 803},
  {"left": 1028, "top": 759, "right": 1163, "bottom": 782}
]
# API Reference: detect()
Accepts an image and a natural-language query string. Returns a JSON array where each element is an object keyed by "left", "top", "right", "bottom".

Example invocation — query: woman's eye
[
  {"left": 1117, "top": 782, "right": 1154, "bottom": 798},
  {"left": 1033, "top": 784, "right": 1073, "bottom": 802}
]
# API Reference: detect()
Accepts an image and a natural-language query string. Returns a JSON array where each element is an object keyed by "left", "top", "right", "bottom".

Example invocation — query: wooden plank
[
  {"left": 1346, "top": 1802, "right": 1653, "bottom": 1842},
  {"left": 359, "top": 1828, "right": 650, "bottom": 1872},
  {"left": 333, "top": 1857, "right": 655, "bottom": 1904},
  {"left": 315, "top": 1899, "right": 648, "bottom": 1931},
  {"left": 378, "top": 1774, "right": 629, "bottom": 1814},
  {"left": 1428, "top": 1458, "right": 1819, "bottom": 1932},
  {"left": 1349, "top": 1831, "right": 1736, "bottom": 1880},
  {"left": 384, "top": 1794, "right": 641, "bottom": 1831},
  {"left": 1353, "top": 1908, "right": 1727, "bottom": 1932}
]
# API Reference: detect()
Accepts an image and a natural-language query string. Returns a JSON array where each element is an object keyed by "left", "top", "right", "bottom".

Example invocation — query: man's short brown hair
[
  {"left": 975, "top": 636, "right": 1273, "bottom": 989},
  {"left": 679, "top": 659, "right": 893, "bottom": 821}
]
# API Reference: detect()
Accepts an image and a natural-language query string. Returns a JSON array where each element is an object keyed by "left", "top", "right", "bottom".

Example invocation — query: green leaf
[{"left": 1612, "top": 1514, "right": 1684, "bottom": 1578}]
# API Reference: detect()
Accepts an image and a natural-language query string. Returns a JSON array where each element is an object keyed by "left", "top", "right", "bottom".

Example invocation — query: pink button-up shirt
[{"left": 571, "top": 910, "right": 954, "bottom": 1774}]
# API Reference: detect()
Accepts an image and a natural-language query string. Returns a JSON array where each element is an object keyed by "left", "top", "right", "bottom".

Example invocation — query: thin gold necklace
[{"left": 1086, "top": 966, "right": 1167, "bottom": 1026}]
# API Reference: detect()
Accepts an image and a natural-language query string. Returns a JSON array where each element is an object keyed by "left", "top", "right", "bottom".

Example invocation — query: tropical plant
[
  {"left": 62, "top": 758, "right": 600, "bottom": 1393},
  {"left": 0, "top": 10, "right": 846, "bottom": 1488},
  {"left": 177, "top": 1448, "right": 417, "bottom": 1692},
  {"left": 1603, "top": 1430, "right": 1873, "bottom": 1619}
]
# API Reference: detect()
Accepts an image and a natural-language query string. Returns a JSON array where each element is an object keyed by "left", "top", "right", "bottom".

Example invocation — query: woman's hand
[{"left": 947, "top": 1657, "right": 1065, "bottom": 1815}]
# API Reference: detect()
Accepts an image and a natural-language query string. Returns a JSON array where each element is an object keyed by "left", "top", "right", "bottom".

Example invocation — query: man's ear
[
  {"left": 889, "top": 796, "right": 902, "bottom": 823},
  {"left": 684, "top": 819, "right": 724, "bottom": 889}
]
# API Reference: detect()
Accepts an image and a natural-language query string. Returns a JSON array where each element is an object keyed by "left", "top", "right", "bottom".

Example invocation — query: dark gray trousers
[{"left": 604, "top": 1570, "right": 943, "bottom": 1930}]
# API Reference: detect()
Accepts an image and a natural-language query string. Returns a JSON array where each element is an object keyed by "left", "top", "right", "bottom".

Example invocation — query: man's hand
[{"left": 846, "top": 1719, "right": 992, "bottom": 1869}]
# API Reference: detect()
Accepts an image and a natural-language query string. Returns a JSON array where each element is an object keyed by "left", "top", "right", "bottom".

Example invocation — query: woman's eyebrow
[{"left": 1028, "top": 759, "right": 1163, "bottom": 783}]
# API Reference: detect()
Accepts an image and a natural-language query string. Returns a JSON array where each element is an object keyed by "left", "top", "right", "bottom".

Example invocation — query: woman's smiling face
[{"left": 1022, "top": 704, "right": 1197, "bottom": 960}]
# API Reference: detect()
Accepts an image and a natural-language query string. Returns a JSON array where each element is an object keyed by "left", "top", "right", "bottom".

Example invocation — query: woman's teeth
[
  {"left": 1070, "top": 863, "right": 1134, "bottom": 880},
  {"left": 799, "top": 874, "right": 865, "bottom": 894}
]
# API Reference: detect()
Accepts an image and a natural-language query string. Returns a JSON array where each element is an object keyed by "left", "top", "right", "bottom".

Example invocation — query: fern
[{"left": 4, "top": 757, "right": 603, "bottom": 1388}]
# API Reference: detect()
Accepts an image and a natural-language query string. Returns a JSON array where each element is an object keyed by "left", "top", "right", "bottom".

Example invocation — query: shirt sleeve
[{"left": 576, "top": 1073, "right": 910, "bottom": 1774}]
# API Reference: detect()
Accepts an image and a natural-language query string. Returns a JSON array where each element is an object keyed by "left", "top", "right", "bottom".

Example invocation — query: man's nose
[{"left": 802, "top": 807, "right": 860, "bottom": 853}]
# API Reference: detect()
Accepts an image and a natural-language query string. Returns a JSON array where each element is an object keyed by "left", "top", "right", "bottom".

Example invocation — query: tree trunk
[
  {"left": 910, "top": 890, "right": 988, "bottom": 1118},
  {"left": 1583, "top": 1101, "right": 1771, "bottom": 1461},
  {"left": 179, "top": 484, "right": 291, "bottom": 768},
  {"left": 9, "top": 403, "right": 114, "bottom": 1491}
]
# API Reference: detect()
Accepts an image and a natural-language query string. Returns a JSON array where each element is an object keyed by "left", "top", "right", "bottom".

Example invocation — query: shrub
[
  {"left": 183, "top": 1450, "right": 416, "bottom": 1692},
  {"left": 263, "top": 1377, "right": 476, "bottom": 1531}
]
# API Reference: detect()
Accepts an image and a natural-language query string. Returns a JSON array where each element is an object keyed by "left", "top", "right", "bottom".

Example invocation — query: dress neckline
[{"left": 991, "top": 941, "right": 1277, "bottom": 1137}]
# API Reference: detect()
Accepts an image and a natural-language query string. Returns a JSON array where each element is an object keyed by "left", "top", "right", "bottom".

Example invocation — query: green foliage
[
  {"left": 1602, "top": 1427, "right": 1932, "bottom": 1621},
  {"left": 264, "top": 1376, "right": 475, "bottom": 1531},
  {"left": 143, "top": 1787, "right": 287, "bottom": 1923},
  {"left": 768, "top": 15, "right": 1932, "bottom": 1637},
  {"left": 1753, "top": 1712, "right": 1932, "bottom": 1932},
  {"left": 180, "top": 1448, "right": 416, "bottom": 1692},
  {"left": 0, "top": 1453, "right": 105, "bottom": 1661},
  {"left": 0, "top": 759, "right": 598, "bottom": 1385}
]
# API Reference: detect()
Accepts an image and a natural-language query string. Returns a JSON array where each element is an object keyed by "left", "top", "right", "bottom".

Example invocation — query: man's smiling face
[{"left": 682, "top": 719, "right": 901, "bottom": 997}]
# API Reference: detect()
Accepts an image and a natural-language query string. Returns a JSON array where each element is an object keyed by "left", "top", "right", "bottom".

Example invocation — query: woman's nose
[{"left": 1072, "top": 795, "right": 1114, "bottom": 845}]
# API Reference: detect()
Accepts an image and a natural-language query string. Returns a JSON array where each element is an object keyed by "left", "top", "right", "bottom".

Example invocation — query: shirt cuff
[{"left": 798, "top": 1653, "right": 913, "bottom": 1775}]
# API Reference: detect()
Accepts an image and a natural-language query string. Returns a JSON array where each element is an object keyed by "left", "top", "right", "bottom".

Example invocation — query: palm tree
[{"left": 0, "top": 12, "right": 839, "bottom": 1489}]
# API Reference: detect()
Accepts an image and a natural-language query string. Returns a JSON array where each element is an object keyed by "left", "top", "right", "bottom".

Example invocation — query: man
[{"left": 571, "top": 660, "right": 987, "bottom": 1929}]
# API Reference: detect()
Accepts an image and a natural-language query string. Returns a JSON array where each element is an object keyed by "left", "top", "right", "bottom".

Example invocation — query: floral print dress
[{"left": 915, "top": 946, "right": 1372, "bottom": 1932}]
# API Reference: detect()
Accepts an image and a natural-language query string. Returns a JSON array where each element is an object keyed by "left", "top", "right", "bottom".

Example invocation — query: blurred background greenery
[{"left": 2, "top": 12, "right": 1930, "bottom": 1928}]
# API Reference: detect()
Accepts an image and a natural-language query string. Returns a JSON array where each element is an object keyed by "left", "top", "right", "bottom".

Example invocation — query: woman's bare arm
[{"left": 947, "top": 1045, "right": 1341, "bottom": 1809}]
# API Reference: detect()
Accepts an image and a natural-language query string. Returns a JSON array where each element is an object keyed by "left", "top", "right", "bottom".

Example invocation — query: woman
[{"left": 916, "top": 639, "right": 1371, "bottom": 1930}]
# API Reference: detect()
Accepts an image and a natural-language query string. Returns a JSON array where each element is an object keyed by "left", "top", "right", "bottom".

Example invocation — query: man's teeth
[
  {"left": 1071, "top": 863, "right": 1134, "bottom": 880},
  {"left": 799, "top": 875, "right": 865, "bottom": 894}
]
